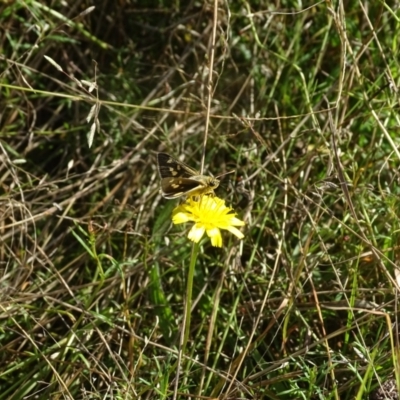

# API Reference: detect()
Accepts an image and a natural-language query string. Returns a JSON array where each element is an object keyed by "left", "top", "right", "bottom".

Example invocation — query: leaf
[{"left": 44, "top": 55, "right": 63, "bottom": 72}]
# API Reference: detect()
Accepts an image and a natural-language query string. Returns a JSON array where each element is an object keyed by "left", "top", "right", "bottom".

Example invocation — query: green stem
[
  {"left": 182, "top": 241, "right": 200, "bottom": 353},
  {"left": 173, "top": 241, "right": 200, "bottom": 400}
]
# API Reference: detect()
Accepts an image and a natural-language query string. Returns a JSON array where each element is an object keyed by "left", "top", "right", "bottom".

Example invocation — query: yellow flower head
[{"left": 172, "top": 196, "right": 245, "bottom": 247}]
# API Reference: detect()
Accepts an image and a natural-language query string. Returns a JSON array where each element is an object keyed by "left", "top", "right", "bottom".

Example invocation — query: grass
[{"left": 1, "top": 0, "right": 400, "bottom": 399}]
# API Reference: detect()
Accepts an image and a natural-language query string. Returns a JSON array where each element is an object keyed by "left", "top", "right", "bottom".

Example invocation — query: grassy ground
[{"left": 1, "top": 1, "right": 400, "bottom": 399}]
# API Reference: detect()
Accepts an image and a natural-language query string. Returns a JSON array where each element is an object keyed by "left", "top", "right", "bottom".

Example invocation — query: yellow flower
[{"left": 172, "top": 196, "right": 245, "bottom": 247}]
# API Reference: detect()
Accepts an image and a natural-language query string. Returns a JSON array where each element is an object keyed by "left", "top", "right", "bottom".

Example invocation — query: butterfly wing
[
  {"left": 157, "top": 153, "right": 197, "bottom": 179},
  {"left": 160, "top": 177, "right": 204, "bottom": 199}
]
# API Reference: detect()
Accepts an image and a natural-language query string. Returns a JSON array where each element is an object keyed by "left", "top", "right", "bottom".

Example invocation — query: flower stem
[
  {"left": 173, "top": 241, "right": 200, "bottom": 399},
  {"left": 182, "top": 241, "right": 200, "bottom": 352}
]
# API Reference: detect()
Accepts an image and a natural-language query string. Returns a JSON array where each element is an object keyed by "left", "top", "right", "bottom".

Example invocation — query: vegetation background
[{"left": 1, "top": 1, "right": 400, "bottom": 399}]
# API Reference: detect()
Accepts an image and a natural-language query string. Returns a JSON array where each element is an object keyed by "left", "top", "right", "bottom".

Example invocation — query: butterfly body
[{"left": 157, "top": 152, "right": 219, "bottom": 199}]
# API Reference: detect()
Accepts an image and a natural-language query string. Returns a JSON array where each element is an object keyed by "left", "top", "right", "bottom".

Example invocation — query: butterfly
[{"left": 157, "top": 152, "right": 220, "bottom": 199}]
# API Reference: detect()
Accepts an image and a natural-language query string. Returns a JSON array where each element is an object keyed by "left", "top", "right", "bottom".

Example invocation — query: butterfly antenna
[{"left": 216, "top": 169, "right": 236, "bottom": 179}]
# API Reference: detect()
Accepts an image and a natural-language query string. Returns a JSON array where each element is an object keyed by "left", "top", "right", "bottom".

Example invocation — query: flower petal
[
  {"left": 207, "top": 227, "right": 222, "bottom": 247},
  {"left": 229, "top": 216, "right": 245, "bottom": 226},
  {"left": 227, "top": 226, "right": 244, "bottom": 239},
  {"left": 188, "top": 224, "right": 205, "bottom": 243},
  {"left": 172, "top": 211, "right": 191, "bottom": 224}
]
